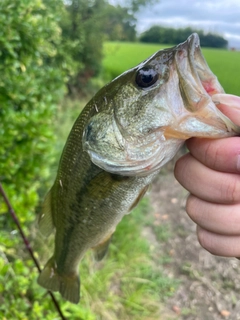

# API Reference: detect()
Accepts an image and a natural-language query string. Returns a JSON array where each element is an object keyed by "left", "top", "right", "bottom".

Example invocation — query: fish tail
[{"left": 38, "top": 257, "right": 80, "bottom": 304}]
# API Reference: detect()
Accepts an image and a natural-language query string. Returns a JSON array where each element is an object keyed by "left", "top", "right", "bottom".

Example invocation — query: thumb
[{"left": 212, "top": 94, "right": 240, "bottom": 126}]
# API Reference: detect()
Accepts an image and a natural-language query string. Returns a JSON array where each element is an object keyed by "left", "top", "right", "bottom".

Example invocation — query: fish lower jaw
[{"left": 87, "top": 139, "right": 184, "bottom": 177}]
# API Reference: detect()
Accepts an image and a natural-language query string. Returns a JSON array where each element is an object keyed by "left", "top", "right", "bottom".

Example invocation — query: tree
[
  {"left": 101, "top": 0, "right": 160, "bottom": 42},
  {"left": 59, "top": 0, "right": 107, "bottom": 93},
  {"left": 121, "top": 0, "right": 161, "bottom": 13},
  {"left": 200, "top": 32, "right": 228, "bottom": 48},
  {"left": 57, "top": 0, "right": 161, "bottom": 92},
  {"left": 103, "top": 4, "right": 137, "bottom": 41},
  {"left": 139, "top": 26, "right": 228, "bottom": 48}
]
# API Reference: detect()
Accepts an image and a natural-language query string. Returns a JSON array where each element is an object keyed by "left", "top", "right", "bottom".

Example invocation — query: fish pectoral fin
[
  {"left": 92, "top": 234, "right": 113, "bottom": 261},
  {"left": 38, "top": 191, "right": 55, "bottom": 237},
  {"left": 129, "top": 185, "right": 149, "bottom": 212},
  {"left": 163, "top": 126, "right": 191, "bottom": 140},
  {"left": 38, "top": 256, "right": 80, "bottom": 304}
]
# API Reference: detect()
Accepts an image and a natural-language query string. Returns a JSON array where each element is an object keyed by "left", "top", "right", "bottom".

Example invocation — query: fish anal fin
[
  {"left": 38, "top": 256, "right": 80, "bottom": 304},
  {"left": 38, "top": 191, "right": 54, "bottom": 237},
  {"left": 37, "top": 257, "right": 60, "bottom": 292},
  {"left": 92, "top": 234, "right": 113, "bottom": 261},
  {"left": 129, "top": 185, "right": 149, "bottom": 212}
]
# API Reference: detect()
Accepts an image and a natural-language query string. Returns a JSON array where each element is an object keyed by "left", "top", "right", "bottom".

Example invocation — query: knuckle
[
  {"left": 197, "top": 227, "right": 208, "bottom": 249},
  {"left": 174, "top": 154, "right": 186, "bottom": 171},
  {"left": 197, "top": 227, "right": 216, "bottom": 254},
  {"left": 186, "top": 195, "right": 199, "bottom": 222},
  {"left": 221, "top": 176, "right": 240, "bottom": 203},
  {"left": 173, "top": 158, "right": 181, "bottom": 178},
  {"left": 174, "top": 156, "right": 185, "bottom": 180},
  {"left": 204, "top": 141, "right": 219, "bottom": 169},
  {"left": 174, "top": 153, "right": 192, "bottom": 182}
]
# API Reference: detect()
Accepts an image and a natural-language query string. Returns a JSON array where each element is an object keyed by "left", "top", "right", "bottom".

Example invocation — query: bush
[
  {"left": 0, "top": 1, "right": 67, "bottom": 317},
  {"left": 0, "top": 0, "right": 66, "bottom": 219}
]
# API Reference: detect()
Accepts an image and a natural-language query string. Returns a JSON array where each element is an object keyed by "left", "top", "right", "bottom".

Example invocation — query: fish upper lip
[
  {"left": 177, "top": 32, "right": 200, "bottom": 53},
  {"left": 176, "top": 33, "right": 224, "bottom": 101}
]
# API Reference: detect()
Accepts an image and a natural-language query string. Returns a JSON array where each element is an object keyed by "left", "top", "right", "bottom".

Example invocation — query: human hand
[{"left": 174, "top": 94, "right": 240, "bottom": 257}]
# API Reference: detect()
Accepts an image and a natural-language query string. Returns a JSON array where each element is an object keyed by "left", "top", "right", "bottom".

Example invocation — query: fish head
[{"left": 83, "top": 33, "right": 240, "bottom": 176}]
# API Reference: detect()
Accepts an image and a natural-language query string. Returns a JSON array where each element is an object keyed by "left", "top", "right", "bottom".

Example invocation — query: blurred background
[{"left": 0, "top": 0, "right": 240, "bottom": 319}]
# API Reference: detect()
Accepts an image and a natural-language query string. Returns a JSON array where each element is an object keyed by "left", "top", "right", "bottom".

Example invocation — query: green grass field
[{"left": 103, "top": 41, "right": 240, "bottom": 96}]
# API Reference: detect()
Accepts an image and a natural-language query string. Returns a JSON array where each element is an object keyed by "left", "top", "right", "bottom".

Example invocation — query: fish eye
[{"left": 135, "top": 67, "right": 158, "bottom": 88}]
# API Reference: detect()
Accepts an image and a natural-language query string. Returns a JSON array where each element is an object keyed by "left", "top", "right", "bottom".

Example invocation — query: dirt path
[{"left": 148, "top": 166, "right": 240, "bottom": 320}]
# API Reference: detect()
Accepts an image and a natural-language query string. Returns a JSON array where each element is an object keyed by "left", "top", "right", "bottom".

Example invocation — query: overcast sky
[{"left": 135, "top": 0, "right": 240, "bottom": 48}]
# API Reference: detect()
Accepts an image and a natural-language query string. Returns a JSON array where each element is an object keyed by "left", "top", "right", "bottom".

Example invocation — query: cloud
[{"left": 136, "top": 0, "right": 240, "bottom": 48}]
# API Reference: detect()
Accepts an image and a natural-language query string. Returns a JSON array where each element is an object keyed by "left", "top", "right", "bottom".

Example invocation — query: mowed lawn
[{"left": 103, "top": 41, "right": 240, "bottom": 96}]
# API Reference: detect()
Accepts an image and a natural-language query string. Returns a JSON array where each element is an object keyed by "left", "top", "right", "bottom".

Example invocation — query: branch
[{"left": 0, "top": 183, "right": 67, "bottom": 320}]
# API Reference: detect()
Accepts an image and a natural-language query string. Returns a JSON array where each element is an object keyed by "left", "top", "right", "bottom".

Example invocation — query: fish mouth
[{"left": 165, "top": 33, "right": 240, "bottom": 139}]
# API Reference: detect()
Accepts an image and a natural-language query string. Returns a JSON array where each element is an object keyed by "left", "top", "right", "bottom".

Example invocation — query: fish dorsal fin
[
  {"left": 38, "top": 190, "right": 55, "bottom": 237},
  {"left": 92, "top": 234, "right": 113, "bottom": 261}
]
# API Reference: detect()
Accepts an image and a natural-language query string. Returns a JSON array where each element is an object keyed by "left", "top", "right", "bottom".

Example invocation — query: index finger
[
  {"left": 186, "top": 137, "right": 240, "bottom": 173},
  {"left": 186, "top": 94, "right": 240, "bottom": 173}
]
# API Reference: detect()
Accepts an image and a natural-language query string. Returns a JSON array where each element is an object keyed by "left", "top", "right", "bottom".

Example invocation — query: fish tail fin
[
  {"left": 38, "top": 190, "right": 55, "bottom": 237},
  {"left": 38, "top": 257, "right": 80, "bottom": 304},
  {"left": 92, "top": 234, "right": 113, "bottom": 261}
]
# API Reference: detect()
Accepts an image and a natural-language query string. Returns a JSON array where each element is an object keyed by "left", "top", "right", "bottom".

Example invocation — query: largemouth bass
[{"left": 37, "top": 33, "right": 240, "bottom": 303}]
